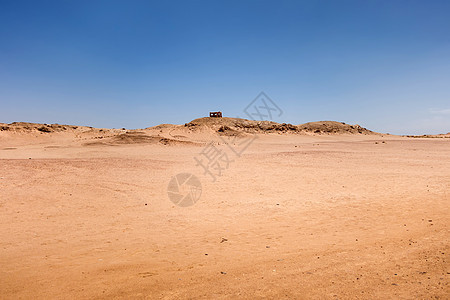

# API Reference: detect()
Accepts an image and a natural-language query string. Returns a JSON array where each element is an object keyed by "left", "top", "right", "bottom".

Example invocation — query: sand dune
[
  {"left": 1, "top": 118, "right": 380, "bottom": 146},
  {"left": 0, "top": 118, "right": 449, "bottom": 299}
]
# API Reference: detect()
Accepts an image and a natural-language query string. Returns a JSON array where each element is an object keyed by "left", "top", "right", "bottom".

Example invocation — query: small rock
[
  {"left": 220, "top": 237, "right": 228, "bottom": 243},
  {"left": 220, "top": 271, "right": 227, "bottom": 275}
]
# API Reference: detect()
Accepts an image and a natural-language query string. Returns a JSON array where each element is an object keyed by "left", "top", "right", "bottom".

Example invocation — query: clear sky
[{"left": 1, "top": 0, "right": 449, "bottom": 134}]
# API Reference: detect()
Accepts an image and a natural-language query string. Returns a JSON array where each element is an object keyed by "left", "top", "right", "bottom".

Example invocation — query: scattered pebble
[
  {"left": 266, "top": 246, "right": 270, "bottom": 248},
  {"left": 220, "top": 271, "right": 227, "bottom": 275}
]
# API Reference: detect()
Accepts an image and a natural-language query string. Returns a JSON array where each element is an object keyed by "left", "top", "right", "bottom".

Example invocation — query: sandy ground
[{"left": 0, "top": 128, "right": 449, "bottom": 299}]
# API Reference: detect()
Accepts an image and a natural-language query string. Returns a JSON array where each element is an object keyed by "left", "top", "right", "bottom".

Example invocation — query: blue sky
[{"left": 1, "top": 0, "right": 449, "bottom": 134}]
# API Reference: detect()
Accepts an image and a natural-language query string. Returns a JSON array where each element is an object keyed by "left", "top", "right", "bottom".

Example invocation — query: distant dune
[
  {"left": 0, "top": 118, "right": 384, "bottom": 147},
  {"left": 406, "top": 133, "right": 450, "bottom": 138},
  {"left": 183, "top": 117, "right": 378, "bottom": 135},
  {"left": 1, "top": 118, "right": 448, "bottom": 148},
  {"left": 1, "top": 118, "right": 378, "bottom": 135}
]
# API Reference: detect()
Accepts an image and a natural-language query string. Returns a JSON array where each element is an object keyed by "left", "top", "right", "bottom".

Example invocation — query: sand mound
[
  {"left": 406, "top": 133, "right": 450, "bottom": 138},
  {"left": 1, "top": 119, "right": 378, "bottom": 137},
  {"left": 183, "top": 117, "right": 376, "bottom": 135},
  {"left": 111, "top": 131, "right": 159, "bottom": 144},
  {"left": 0, "top": 122, "right": 80, "bottom": 133},
  {"left": 298, "top": 121, "right": 375, "bottom": 134},
  {"left": 84, "top": 131, "right": 199, "bottom": 146},
  {"left": 0, "top": 119, "right": 379, "bottom": 148}
]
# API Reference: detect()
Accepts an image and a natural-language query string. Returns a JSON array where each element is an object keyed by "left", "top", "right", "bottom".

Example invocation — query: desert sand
[{"left": 0, "top": 118, "right": 449, "bottom": 299}]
